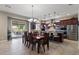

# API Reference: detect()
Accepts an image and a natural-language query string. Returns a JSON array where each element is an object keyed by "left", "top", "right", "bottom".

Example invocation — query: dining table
[{"left": 33, "top": 35, "right": 44, "bottom": 53}]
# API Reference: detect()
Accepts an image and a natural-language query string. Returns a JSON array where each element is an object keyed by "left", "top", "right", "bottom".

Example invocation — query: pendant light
[
  {"left": 31, "top": 5, "right": 36, "bottom": 30},
  {"left": 32, "top": 5, "right": 34, "bottom": 21},
  {"left": 51, "top": 11, "right": 56, "bottom": 24}
]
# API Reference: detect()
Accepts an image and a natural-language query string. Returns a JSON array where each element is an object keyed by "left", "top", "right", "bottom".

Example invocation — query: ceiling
[{"left": 0, "top": 4, "right": 79, "bottom": 20}]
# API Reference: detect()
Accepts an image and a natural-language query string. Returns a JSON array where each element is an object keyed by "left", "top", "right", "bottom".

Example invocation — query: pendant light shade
[{"left": 31, "top": 5, "right": 36, "bottom": 30}]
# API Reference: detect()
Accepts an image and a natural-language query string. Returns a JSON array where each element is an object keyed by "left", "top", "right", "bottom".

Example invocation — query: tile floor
[{"left": 0, "top": 38, "right": 79, "bottom": 55}]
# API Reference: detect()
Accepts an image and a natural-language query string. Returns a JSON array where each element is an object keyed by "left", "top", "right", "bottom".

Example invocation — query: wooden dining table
[{"left": 33, "top": 35, "right": 44, "bottom": 53}]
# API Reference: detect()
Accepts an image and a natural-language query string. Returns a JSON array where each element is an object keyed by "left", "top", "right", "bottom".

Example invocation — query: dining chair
[
  {"left": 22, "top": 33, "right": 25, "bottom": 44},
  {"left": 24, "top": 31, "right": 29, "bottom": 47},
  {"left": 28, "top": 32, "right": 37, "bottom": 50},
  {"left": 57, "top": 33, "right": 63, "bottom": 42},
  {"left": 50, "top": 33, "right": 54, "bottom": 41},
  {"left": 42, "top": 33, "right": 49, "bottom": 52}
]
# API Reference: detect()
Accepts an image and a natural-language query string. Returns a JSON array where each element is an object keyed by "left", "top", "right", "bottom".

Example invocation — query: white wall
[
  {"left": 0, "top": 12, "right": 7, "bottom": 40},
  {"left": 0, "top": 12, "right": 29, "bottom": 41}
]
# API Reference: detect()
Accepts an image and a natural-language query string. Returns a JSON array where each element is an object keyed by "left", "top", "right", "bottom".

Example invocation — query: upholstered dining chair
[
  {"left": 57, "top": 33, "right": 63, "bottom": 42},
  {"left": 23, "top": 31, "right": 29, "bottom": 47},
  {"left": 50, "top": 33, "right": 54, "bottom": 41},
  {"left": 28, "top": 32, "right": 37, "bottom": 50},
  {"left": 42, "top": 33, "right": 49, "bottom": 52}
]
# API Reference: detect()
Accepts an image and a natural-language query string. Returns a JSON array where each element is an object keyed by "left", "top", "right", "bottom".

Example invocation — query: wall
[
  {"left": 0, "top": 12, "right": 7, "bottom": 40},
  {"left": 0, "top": 12, "right": 29, "bottom": 41}
]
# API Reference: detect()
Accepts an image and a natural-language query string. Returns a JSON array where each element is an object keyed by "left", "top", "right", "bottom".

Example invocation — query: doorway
[
  {"left": 7, "top": 17, "right": 29, "bottom": 40},
  {"left": 12, "top": 23, "right": 25, "bottom": 39}
]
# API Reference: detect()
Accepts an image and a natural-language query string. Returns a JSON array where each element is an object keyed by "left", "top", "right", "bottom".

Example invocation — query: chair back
[
  {"left": 43, "top": 33, "right": 49, "bottom": 44},
  {"left": 57, "top": 33, "right": 63, "bottom": 42},
  {"left": 50, "top": 33, "right": 54, "bottom": 38},
  {"left": 24, "top": 31, "right": 28, "bottom": 41},
  {"left": 28, "top": 32, "right": 33, "bottom": 43}
]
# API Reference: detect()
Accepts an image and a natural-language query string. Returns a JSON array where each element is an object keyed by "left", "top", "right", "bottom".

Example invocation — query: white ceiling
[{"left": 0, "top": 4, "right": 79, "bottom": 20}]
